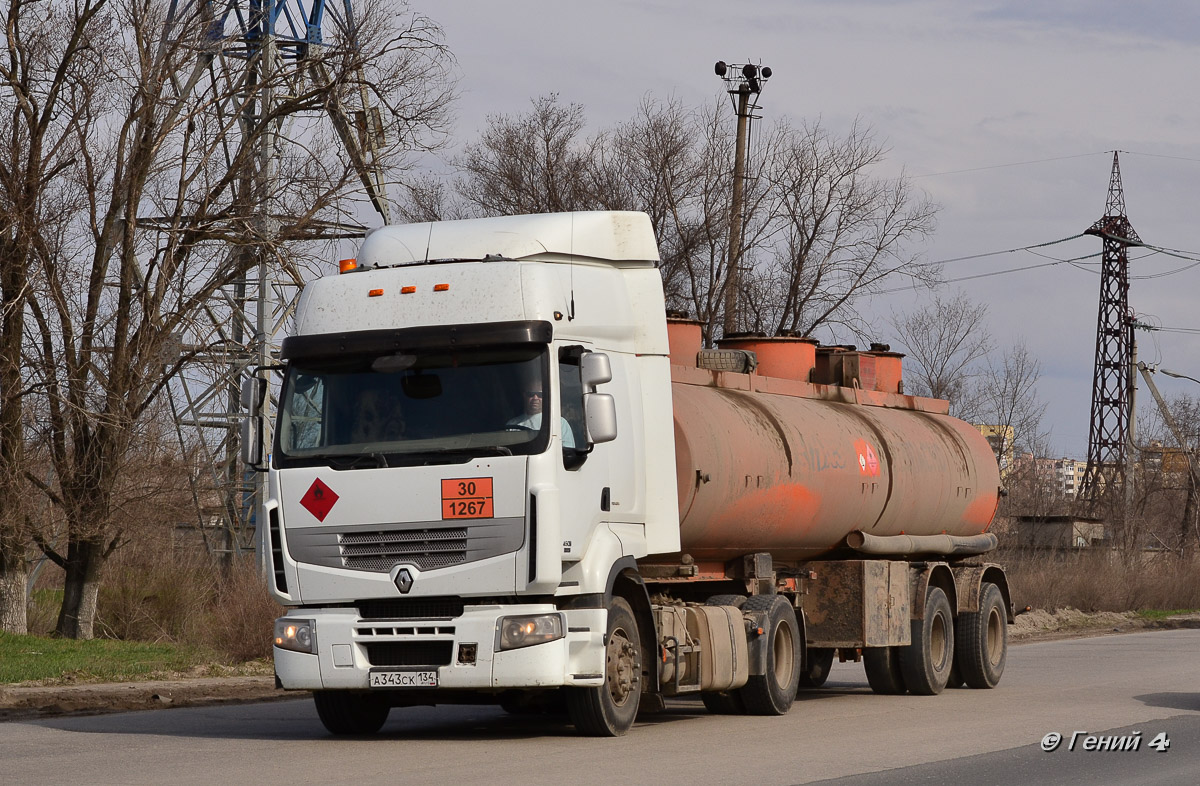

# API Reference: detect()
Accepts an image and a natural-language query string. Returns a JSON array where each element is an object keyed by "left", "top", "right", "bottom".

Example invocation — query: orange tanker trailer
[{"left": 639, "top": 317, "right": 1010, "bottom": 702}]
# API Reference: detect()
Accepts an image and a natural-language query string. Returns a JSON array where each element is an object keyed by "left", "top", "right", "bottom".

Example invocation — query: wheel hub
[{"left": 606, "top": 631, "right": 638, "bottom": 705}]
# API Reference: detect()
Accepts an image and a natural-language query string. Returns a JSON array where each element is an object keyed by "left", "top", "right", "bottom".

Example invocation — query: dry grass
[
  {"left": 1002, "top": 547, "right": 1200, "bottom": 613},
  {"left": 92, "top": 541, "right": 280, "bottom": 663}
]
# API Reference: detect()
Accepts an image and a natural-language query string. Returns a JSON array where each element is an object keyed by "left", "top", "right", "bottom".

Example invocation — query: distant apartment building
[{"left": 1054, "top": 457, "right": 1086, "bottom": 498}]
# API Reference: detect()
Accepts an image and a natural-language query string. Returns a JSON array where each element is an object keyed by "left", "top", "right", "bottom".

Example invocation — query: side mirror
[
  {"left": 584, "top": 393, "right": 617, "bottom": 443},
  {"left": 581, "top": 352, "right": 612, "bottom": 389},
  {"left": 241, "top": 415, "right": 264, "bottom": 468},
  {"left": 241, "top": 376, "right": 265, "bottom": 411}
]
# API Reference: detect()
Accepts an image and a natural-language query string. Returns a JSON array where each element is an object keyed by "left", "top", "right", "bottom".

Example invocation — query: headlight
[
  {"left": 274, "top": 618, "right": 316, "bottom": 654},
  {"left": 497, "top": 614, "right": 564, "bottom": 650}
]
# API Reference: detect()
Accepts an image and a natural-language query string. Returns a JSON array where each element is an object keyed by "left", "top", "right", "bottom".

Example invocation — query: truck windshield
[{"left": 275, "top": 345, "right": 549, "bottom": 467}]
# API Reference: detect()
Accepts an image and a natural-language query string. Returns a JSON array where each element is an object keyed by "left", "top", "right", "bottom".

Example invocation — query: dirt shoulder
[{"left": 4, "top": 612, "right": 1200, "bottom": 722}]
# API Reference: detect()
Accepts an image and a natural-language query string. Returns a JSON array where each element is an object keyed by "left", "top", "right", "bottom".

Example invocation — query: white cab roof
[{"left": 357, "top": 211, "right": 659, "bottom": 268}]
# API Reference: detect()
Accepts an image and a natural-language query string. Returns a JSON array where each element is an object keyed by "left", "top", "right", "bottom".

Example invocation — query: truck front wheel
[
  {"left": 738, "top": 595, "right": 801, "bottom": 715},
  {"left": 567, "top": 597, "right": 642, "bottom": 736},
  {"left": 313, "top": 690, "right": 390, "bottom": 735}
]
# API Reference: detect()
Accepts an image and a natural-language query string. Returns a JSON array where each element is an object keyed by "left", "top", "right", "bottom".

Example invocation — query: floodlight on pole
[{"left": 714, "top": 60, "right": 772, "bottom": 337}]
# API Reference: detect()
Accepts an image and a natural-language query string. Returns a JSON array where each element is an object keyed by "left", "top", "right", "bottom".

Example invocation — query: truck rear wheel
[
  {"left": 798, "top": 647, "right": 835, "bottom": 689},
  {"left": 566, "top": 597, "right": 641, "bottom": 736},
  {"left": 737, "top": 595, "right": 801, "bottom": 715},
  {"left": 899, "top": 586, "right": 954, "bottom": 695},
  {"left": 955, "top": 582, "right": 1007, "bottom": 688},
  {"left": 863, "top": 647, "right": 907, "bottom": 694},
  {"left": 313, "top": 690, "right": 390, "bottom": 735}
]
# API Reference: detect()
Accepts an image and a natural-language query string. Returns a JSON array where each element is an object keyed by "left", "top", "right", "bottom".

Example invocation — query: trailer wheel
[
  {"left": 955, "top": 582, "right": 1007, "bottom": 689},
  {"left": 863, "top": 647, "right": 907, "bottom": 694},
  {"left": 798, "top": 647, "right": 835, "bottom": 689},
  {"left": 313, "top": 690, "right": 390, "bottom": 735},
  {"left": 899, "top": 586, "right": 954, "bottom": 695},
  {"left": 737, "top": 595, "right": 801, "bottom": 715},
  {"left": 566, "top": 597, "right": 641, "bottom": 736}
]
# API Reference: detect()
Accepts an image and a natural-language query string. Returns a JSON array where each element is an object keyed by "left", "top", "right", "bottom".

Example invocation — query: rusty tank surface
[{"left": 667, "top": 319, "right": 1001, "bottom": 561}]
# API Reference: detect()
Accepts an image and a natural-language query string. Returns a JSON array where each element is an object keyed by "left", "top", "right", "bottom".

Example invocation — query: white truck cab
[{"left": 265, "top": 212, "right": 679, "bottom": 733}]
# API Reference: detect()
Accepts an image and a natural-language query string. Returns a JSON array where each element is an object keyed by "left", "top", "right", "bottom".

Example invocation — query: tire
[
  {"left": 737, "top": 595, "right": 801, "bottom": 715},
  {"left": 798, "top": 647, "right": 835, "bottom": 689},
  {"left": 955, "top": 582, "right": 1007, "bottom": 689},
  {"left": 566, "top": 597, "right": 642, "bottom": 736},
  {"left": 705, "top": 594, "right": 747, "bottom": 608},
  {"left": 863, "top": 647, "right": 907, "bottom": 695},
  {"left": 899, "top": 586, "right": 954, "bottom": 695},
  {"left": 313, "top": 690, "right": 390, "bottom": 735}
]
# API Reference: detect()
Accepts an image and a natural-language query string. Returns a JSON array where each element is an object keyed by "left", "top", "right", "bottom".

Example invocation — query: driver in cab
[{"left": 508, "top": 385, "right": 575, "bottom": 449}]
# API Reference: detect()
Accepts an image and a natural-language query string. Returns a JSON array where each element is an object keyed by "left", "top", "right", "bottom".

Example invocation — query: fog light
[
  {"left": 274, "top": 618, "right": 316, "bottom": 654},
  {"left": 497, "top": 614, "right": 564, "bottom": 651}
]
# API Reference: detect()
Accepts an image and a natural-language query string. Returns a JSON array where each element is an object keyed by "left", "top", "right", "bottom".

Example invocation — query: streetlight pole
[{"left": 714, "top": 60, "right": 771, "bottom": 338}]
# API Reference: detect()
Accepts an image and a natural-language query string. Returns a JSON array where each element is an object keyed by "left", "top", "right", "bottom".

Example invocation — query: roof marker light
[
  {"left": 401, "top": 286, "right": 417, "bottom": 294},
  {"left": 368, "top": 289, "right": 384, "bottom": 297},
  {"left": 338, "top": 258, "right": 358, "bottom": 273},
  {"left": 433, "top": 283, "right": 450, "bottom": 292}
]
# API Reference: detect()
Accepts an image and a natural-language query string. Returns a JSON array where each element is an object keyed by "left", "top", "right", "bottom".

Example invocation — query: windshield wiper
[{"left": 328, "top": 452, "right": 389, "bottom": 470}]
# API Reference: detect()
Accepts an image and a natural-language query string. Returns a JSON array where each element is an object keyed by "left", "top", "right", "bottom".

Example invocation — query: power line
[{"left": 910, "top": 151, "right": 1111, "bottom": 179}]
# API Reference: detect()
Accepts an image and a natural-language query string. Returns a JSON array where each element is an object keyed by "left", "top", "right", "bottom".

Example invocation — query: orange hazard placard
[{"left": 441, "top": 477, "right": 494, "bottom": 519}]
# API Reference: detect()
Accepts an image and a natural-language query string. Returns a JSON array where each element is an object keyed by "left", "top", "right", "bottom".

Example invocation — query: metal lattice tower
[
  {"left": 160, "top": 1, "right": 389, "bottom": 562},
  {"left": 1078, "top": 152, "right": 1141, "bottom": 509}
]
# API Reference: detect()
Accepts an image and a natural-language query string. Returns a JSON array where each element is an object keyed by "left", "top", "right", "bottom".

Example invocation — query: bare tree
[
  {"left": 444, "top": 97, "right": 937, "bottom": 346},
  {"left": 454, "top": 95, "right": 602, "bottom": 216},
  {"left": 975, "top": 340, "right": 1049, "bottom": 467},
  {"left": 5, "top": 0, "right": 453, "bottom": 638},
  {"left": 0, "top": 0, "right": 118, "bottom": 633},
  {"left": 889, "top": 290, "right": 992, "bottom": 418},
  {"left": 741, "top": 119, "right": 939, "bottom": 339}
]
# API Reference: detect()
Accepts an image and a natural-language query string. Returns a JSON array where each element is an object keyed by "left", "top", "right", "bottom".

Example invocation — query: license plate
[{"left": 369, "top": 669, "right": 438, "bottom": 688}]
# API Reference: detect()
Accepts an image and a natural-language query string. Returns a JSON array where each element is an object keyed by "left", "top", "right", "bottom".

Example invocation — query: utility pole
[
  {"left": 1078, "top": 152, "right": 1142, "bottom": 516},
  {"left": 714, "top": 61, "right": 771, "bottom": 337}
]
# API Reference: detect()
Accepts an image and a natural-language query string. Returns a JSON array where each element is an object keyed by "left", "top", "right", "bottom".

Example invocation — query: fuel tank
[{"left": 669, "top": 328, "right": 1001, "bottom": 561}]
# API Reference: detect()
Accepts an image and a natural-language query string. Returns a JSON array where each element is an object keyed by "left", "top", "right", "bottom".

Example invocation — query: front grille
[
  {"left": 358, "top": 598, "right": 465, "bottom": 620},
  {"left": 286, "top": 517, "right": 523, "bottom": 574},
  {"left": 340, "top": 528, "right": 467, "bottom": 572},
  {"left": 365, "top": 641, "right": 454, "bottom": 667}
]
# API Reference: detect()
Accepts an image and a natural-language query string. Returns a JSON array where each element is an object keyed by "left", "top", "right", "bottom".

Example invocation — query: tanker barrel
[{"left": 845, "top": 531, "right": 998, "bottom": 557}]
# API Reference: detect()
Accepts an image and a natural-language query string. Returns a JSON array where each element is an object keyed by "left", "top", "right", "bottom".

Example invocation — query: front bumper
[{"left": 274, "top": 604, "right": 607, "bottom": 692}]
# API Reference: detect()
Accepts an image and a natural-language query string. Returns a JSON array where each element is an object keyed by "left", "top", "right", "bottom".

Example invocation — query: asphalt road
[{"left": 4, "top": 629, "right": 1199, "bottom": 785}]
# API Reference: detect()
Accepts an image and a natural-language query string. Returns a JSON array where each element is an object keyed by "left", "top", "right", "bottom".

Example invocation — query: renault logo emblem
[{"left": 394, "top": 568, "right": 414, "bottom": 594}]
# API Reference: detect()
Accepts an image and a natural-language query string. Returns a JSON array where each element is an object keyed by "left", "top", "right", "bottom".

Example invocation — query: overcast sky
[{"left": 414, "top": 0, "right": 1200, "bottom": 458}]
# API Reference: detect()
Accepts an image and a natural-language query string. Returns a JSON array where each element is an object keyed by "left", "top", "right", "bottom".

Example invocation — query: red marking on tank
[{"left": 300, "top": 478, "right": 339, "bottom": 522}]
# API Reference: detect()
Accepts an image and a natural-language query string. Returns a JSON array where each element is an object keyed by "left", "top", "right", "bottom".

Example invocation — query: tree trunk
[
  {"left": 56, "top": 536, "right": 106, "bottom": 640},
  {"left": 0, "top": 545, "right": 27, "bottom": 634}
]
